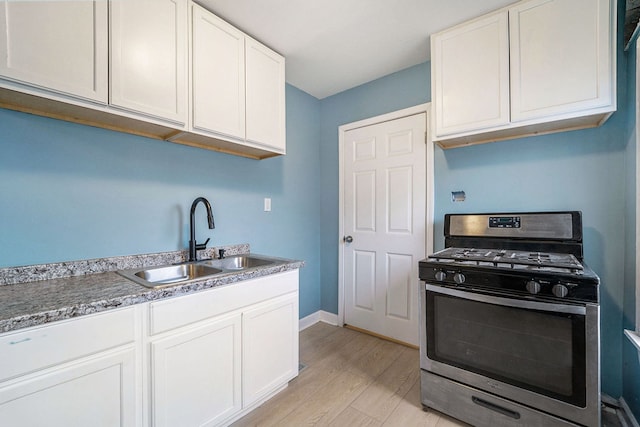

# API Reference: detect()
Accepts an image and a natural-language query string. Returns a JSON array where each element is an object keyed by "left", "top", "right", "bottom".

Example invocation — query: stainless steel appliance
[{"left": 418, "top": 212, "right": 600, "bottom": 427}]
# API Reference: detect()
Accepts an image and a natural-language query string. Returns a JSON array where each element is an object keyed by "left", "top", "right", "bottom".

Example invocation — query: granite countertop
[{"left": 0, "top": 245, "right": 303, "bottom": 334}]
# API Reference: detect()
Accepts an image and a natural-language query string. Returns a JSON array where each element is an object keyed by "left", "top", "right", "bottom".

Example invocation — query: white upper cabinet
[
  {"left": 187, "top": 4, "right": 286, "bottom": 155},
  {"left": 0, "top": 0, "right": 108, "bottom": 103},
  {"left": 191, "top": 3, "right": 245, "bottom": 139},
  {"left": 110, "top": 0, "right": 187, "bottom": 125},
  {"left": 246, "top": 38, "right": 286, "bottom": 153},
  {"left": 431, "top": 0, "right": 616, "bottom": 148},
  {"left": 509, "top": 0, "right": 613, "bottom": 122},
  {"left": 432, "top": 11, "right": 510, "bottom": 136},
  {"left": 0, "top": 0, "right": 285, "bottom": 158}
]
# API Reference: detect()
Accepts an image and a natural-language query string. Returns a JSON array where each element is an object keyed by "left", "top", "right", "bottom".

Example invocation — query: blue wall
[
  {"left": 435, "top": 118, "right": 627, "bottom": 399},
  {"left": 623, "top": 35, "right": 640, "bottom": 419},
  {"left": 316, "top": 14, "right": 630, "bottom": 402},
  {"left": 0, "top": 84, "right": 322, "bottom": 319},
  {"left": 1, "top": 7, "right": 637, "bottom": 413},
  {"left": 318, "top": 63, "right": 431, "bottom": 312}
]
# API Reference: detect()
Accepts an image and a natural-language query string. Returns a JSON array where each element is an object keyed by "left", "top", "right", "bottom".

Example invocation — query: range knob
[
  {"left": 552, "top": 284, "right": 569, "bottom": 298},
  {"left": 526, "top": 280, "right": 541, "bottom": 295},
  {"left": 453, "top": 272, "right": 466, "bottom": 284},
  {"left": 434, "top": 270, "right": 446, "bottom": 281}
]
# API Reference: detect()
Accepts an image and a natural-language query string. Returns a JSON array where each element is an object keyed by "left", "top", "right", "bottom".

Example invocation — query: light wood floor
[{"left": 231, "top": 322, "right": 468, "bottom": 426}]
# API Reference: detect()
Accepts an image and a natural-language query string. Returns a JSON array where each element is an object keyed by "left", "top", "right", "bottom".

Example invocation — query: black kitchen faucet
[{"left": 188, "top": 197, "right": 215, "bottom": 262}]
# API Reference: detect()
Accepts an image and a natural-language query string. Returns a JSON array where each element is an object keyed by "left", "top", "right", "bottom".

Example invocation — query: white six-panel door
[{"left": 343, "top": 112, "right": 426, "bottom": 346}]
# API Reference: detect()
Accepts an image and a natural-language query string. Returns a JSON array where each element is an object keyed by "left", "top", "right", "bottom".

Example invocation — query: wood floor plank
[
  {"left": 381, "top": 377, "right": 441, "bottom": 426},
  {"left": 350, "top": 347, "right": 421, "bottom": 422},
  {"left": 277, "top": 369, "right": 370, "bottom": 425},
  {"left": 435, "top": 413, "right": 473, "bottom": 427},
  {"left": 232, "top": 323, "right": 468, "bottom": 427},
  {"left": 235, "top": 323, "right": 617, "bottom": 427},
  {"left": 328, "top": 406, "right": 382, "bottom": 427},
  {"left": 346, "top": 337, "right": 405, "bottom": 380},
  {"left": 300, "top": 324, "right": 365, "bottom": 366}
]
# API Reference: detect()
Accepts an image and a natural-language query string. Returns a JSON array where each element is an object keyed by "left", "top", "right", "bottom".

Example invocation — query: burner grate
[{"left": 429, "top": 247, "right": 584, "bottom": 272}]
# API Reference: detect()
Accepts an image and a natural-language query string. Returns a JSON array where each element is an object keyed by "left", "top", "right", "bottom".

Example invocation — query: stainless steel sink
[
  {"left": 117, "top": 254, "right": 278, "bottom": 288},
  {"left": 117, "top": 263, "right": 223, "bottom": 288},
  {"left": 200, "top": 255, "right": 275, "bottom": 271}
]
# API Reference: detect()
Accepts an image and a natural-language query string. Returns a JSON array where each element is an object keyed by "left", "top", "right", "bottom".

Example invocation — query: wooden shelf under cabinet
[{"left": 0, "top": 87, "right": 282, "bottom": 160}]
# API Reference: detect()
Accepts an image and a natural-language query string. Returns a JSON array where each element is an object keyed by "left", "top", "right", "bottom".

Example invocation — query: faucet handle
[{"left": 195, "top": 238, "right": 210, "bottom": 251}]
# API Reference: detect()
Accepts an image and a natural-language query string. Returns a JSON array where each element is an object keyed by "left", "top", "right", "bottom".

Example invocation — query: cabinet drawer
[
  {"left": 149, "top": 270, "right": 299, "bottom": 335},
  {"left": 0, "top": 307, "right": 136, "bottom": 382}
]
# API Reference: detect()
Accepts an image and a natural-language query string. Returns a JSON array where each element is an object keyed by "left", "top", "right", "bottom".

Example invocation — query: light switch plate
[{"left": 264, "top": 198, "right": 272, "bottom": 212}]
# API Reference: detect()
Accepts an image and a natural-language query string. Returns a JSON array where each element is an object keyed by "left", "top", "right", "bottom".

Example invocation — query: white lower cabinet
[
  {"left": 0, "top": 348, "right": 137, "bottom": 427},
  {"left": 0, "top": 270, "right": 299, "bottom": 427},
  {"left": 150, "top": 314, "right": 242, "bottom": 427},
  {"left": 0, "top": 307, "right": 139, "bottom": 426},
  {"left": 147, "top": 269, "right": 300, "bottom": 426},
  {"left": 243, "top": 293, "right": 299, "bottom": 407}
]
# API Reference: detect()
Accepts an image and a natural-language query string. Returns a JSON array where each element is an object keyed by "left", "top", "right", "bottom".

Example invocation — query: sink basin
[
  {"left": 117, "top": 254, "right": 278, "bottom": 288},
  {"left": 118, "top": 263, "right": 223, "bottom": 288},
  {"left": 200, "top": 255, "right": 275, "bottom": 271}
]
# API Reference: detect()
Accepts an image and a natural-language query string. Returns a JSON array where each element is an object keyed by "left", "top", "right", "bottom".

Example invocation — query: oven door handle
[{"left": 425, "top": 284, "right": 586, "bottom": 315}]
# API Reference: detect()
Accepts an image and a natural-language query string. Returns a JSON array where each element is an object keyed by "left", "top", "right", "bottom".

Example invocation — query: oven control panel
[
  {"left": 489, "top": 216, "right": 521, "bottom": 228},
  {"left": 419, "top": 266, "right": 598, "bottom": 303}
]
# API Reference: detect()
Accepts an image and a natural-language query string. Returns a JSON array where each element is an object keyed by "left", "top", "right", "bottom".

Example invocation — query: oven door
[{"left": 420, "top": 283, "right": 600, "bottom": 426}]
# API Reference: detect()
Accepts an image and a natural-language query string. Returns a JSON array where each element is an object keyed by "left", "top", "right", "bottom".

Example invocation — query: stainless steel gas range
[{"left": 418, "top": 212, "right": 600, "bottom": 427}]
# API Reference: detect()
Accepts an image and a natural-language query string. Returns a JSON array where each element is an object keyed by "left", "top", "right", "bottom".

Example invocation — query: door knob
[{"left": 343, "top": 235, "right": 353, "bottom": 243}]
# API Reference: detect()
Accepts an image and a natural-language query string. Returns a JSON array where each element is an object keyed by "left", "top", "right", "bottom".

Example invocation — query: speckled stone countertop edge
[
  {"left": 0, "top": 244, "right": 250, "bottom": 286},
  {"left": 0, "top": 246, "right": 304, "bottom": 334}
]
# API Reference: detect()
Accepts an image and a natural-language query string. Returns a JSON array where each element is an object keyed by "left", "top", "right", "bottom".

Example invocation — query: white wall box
[
  {"left": 0, "top": 0, "right": 285, "bottom": 159},
  {"left": 0, "top": 307, "right": 139, "bottom": 426},
  {"left": 110, "top": 0, "right": 188, "bottom": 125},
  {"left": 431, "top": 0, "right": 616, "bottom": 148}
]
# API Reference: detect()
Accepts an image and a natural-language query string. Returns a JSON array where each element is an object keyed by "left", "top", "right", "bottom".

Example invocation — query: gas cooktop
[{"left": 428, "top": 247, "right": 584, "bottom": 273}]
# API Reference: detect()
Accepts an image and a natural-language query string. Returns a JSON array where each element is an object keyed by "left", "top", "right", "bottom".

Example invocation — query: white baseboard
[
  {"left": 620, "top": 397, "right": 640, "bottom": 427},
  {"left": 299, "top": 310, "right": 339, "bottom": 331}
]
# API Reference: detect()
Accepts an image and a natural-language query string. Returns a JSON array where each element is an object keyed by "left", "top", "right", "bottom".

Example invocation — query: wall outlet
[{"left": 264, "top": 198, "right": 272, "bottom": 212}]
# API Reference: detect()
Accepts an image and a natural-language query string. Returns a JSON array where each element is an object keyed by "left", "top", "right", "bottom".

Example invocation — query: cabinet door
[
  {"left": 432, "top": 11, "right": 510, "bottom": 137},
  {"left": 192, "top": 3, "right": 245, "bottom": 139},
  {"left": 245, "top": 38, "right": 286, "bottom": 152},
  {"left": 509, "top": 0, "right": 613, "bottom": 122},
  {"left": 151, "top": 314, "right": 242, "bottom": 427},
  {"left": 0, "top": 348, "right": 137, "bottom": 427},
  {"left": 110, "top": 0, "right": 187, "bottom": 124},
  {"left": 0, "top": 0, "right": 107, "bottom": 102},
  {"left": 243, "top": 292, "right": 298, "bottom": 407}
]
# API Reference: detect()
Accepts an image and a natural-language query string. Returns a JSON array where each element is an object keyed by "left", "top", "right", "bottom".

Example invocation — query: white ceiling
[{"left": 197, "top": 0, "right": 516, "bottom": 99}]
